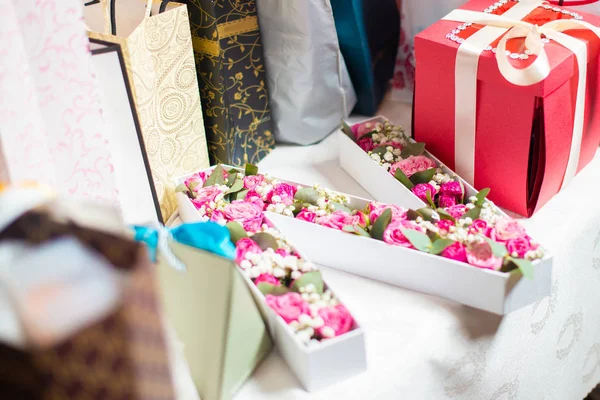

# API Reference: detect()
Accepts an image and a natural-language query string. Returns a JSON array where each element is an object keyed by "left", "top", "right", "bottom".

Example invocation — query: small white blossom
[
  {"left": 239, "top": 260, "right": 251, "bottom": 269},
  {"left": 384, "top": 152, "right": 394, "bottom": 162},
  {"left": 272, "top": 267, "right": 285, "bottom": 278},
  {"left": 320, "top": 326, "right": 335, "bottom": 339},
  {"left": 381, "top": 162, "right": 391, "bottom": 171},
  {"left": 370, "top": 153, "right": 381, "bottom": 163},
  {"left": 291, "top": 270, "right": 302, "bottom": 280}
]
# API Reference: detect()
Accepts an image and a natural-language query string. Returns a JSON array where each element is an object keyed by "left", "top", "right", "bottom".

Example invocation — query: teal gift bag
[{"left": 330, "top": 0, "right": 400, "bottom": 115}]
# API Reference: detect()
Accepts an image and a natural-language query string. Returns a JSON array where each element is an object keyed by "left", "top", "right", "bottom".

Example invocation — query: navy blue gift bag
[{"left": 330, "top": 0, "right": 400, "bottom": 116}]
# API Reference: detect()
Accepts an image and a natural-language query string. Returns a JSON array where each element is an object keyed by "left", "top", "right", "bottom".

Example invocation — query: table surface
[{"left": 229, "top": 99, "right": 600, "bottom": 400}]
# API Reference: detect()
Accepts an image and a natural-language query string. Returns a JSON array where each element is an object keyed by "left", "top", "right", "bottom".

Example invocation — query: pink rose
[
  {"left": 441, "top": 241, "right": 467, "bottom": 263},
  {"left": 446, "top": 204, "right": 468, "bottom": 219},
  {"left": 436, "top": 219, "right": 454, "bottom": 234},
  {"left": 368, "top": 202, "right": 407, "bottom": 223},
  {"left": 296, "top": 208, "right": 317, "bottom": 223},
  {"left": 254, "top": 273, "right": 280, "bottom": 286},
  {"left": 352, "top": 121, "right": 379, "bottom": 138},
  {"left": 317, "top": 305, "right": 354, "bottom": 338},
  {"left": 275, "top": 248, "right": 290, "bottom": 258},
  {"left": 439, "top": 181, "right": 463, "bottom": 198},
  {"left": 243, "top": 175, "right": 265, "bottom": 190},
  {"left": 466, "top": 242, "right": 503, "bottom": 270},
  {"left": 317, "top": 211, "right": 365, "bottom": 231},
  {"left": 411, "top": 183, "right": 437, "bottom": 203},
  {"left": 265, "top": 292, "right": 310, "bottom": 324},
  {"left": 382, "top": 219, "right": 423, "bottom": 248},
  {"left": 210, "top": 209, "right": 226, "bottom": 224},
  {"left": 245, "top": 189, "right": 263, "bottom": 202},
  {"left": 469, "top": 219, "right": 490, "bottom": 236},
  {"left": 266, "top": 183, "right": 297, "bottom": 206},
  {"left": 506, "top": 237, "right": 533, "bottom": 258},
  {"left": 389, "top": 155, "right": 436, "bottom": 178},
  {"left": 223, "top": 200, "right": 264, "bottom": 232},
  {"left": 184, "top": 171, "right": 209, "bottom": 191},
  {"left": 439, "top": 194, "right": 457, "bottom": 208},
  {"left": 235, "top": 237, "right": 262, "bottom": 265},
  {"left": 491, "top": 217, "right": 527, "bottom": 243},
  {"left": 191, "top": 186, "right": 224, "bottom": 210},
  {"left": 357, "top": 136, "right": 375, "bottom": 152}
]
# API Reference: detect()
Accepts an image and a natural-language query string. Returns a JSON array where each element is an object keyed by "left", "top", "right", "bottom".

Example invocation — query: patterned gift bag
[
  {"left": 0, "top": 190, "right": 175, "bottom": 399},
  {"left": 86, "top": 0, "right": 210, "bottom": 222},
  {"left": 184, "top": 0, "right": 275, "bottom": 166},
  {"left": 0, "top": 0, "right": 118, "bottom": 202}
]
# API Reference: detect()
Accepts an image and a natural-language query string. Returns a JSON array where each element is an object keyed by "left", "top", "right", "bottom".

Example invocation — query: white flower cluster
[
  {"left": 314, "top": 184, "right": 351, "bottom": 206},
  {"left": 289, "top": 284, "right": 341, "bottom": 344},
  {"left": 238, "top": 247, "right": 314, "bottom": 280},
  {"left": 369, "top": 145, "right": 403, "bottom": 169},
  {"left": 467, "top": 196, "right": 501, "bottom": 226},
  {"left": 428, "top": 172, "right": 453, "bottom": 191},
  {"left": 266, "top": 202, "right": 295, "bottom": 217},
  {"left": 523, "top": 246, "right": 545, "bottom": 261}
]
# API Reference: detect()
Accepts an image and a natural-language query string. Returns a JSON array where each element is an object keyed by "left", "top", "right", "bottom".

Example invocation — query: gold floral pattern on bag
[{"left": 186, "top": 0, "right": 275, "bottom": 166}]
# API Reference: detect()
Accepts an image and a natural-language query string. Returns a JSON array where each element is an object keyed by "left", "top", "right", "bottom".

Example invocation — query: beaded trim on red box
[{"left": 445, "top": 0, "right": 584, "bottom": 59}]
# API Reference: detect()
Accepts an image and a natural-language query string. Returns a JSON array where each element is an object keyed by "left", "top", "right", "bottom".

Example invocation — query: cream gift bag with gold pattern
[{"left": 86, "top": 0, "right": 209, "bottom": 222}]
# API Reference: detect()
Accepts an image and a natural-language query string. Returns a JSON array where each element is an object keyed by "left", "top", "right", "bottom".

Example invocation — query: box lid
[{"left": 416, "top": 0, "right": 600, "bottom": 97}]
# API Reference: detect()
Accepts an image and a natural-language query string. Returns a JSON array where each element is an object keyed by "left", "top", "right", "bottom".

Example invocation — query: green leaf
[
  {"left": 416, "top": 207, "right": 439, "bottom": 222},
  {"left": 409, "top": 168, "right": 437, "bottom": 185},
  {"left": 462, "top": 206, "right": 481, "bottom": 220},
  {"left": 371, "top": 208, "right": 392, "bottom": 240},
  {"left": 225, "top": 222, "right": 247, "bottom": 244},
  {"left": 483, "top": 237, "right": 508, "bottom": 258},
  {"left": 330, "top": 202, "right": 352, "bottom": 213},
  {"left": 226, "top": 172, "right": 238, "bottom": 186},
  {"left": 234, "top": 189, "right": 249, "bottom": 200},
  {"left": 426, "top": 189, "right": 436, "bottom": 208},
  {"left": 257, "top": 282, "right": 289, "bottom": 296},
  {"left": 291, "top": 271, "right": 324, "bottom": 294},
  {"left": 430, "top": 239, "right": 455, "bottom": 255},
  {"left": 394, "top": 168, "right": 415, "bottom": 190},
  {"left": 175, "top": 183, "right": 189, "bottom": 194},
  {"left": 294, "top": 187, "right": 320, "bottom": 205},
  {"left": 291, "top": 201, "right": 305, "bottom": 216},
  {"left": 245, "top": 163, "right": 259, "bottom": 176},
  {"left": 475, "top": 188, "right": 491, "bottom": 207},
  {"left": 225, "top": 176, "right": 244, "bottom": 194},
  {"left": 188, "top": 181, "right": 200, "bottom": 192},
  {"left": 406, "top": 209, "right": 422, "bottom": 221},
  {"left": 342, "top": 225, "right": 372, "bottom": 238},
  {"left": 436, "top": 208, "right": 456, "bottom": 222},
  {"left": 203, "top": 164, "right": 226, "bottom": 187},
  {"left": 400, "top": 141, "right": 426, "bottom": 158},
  {"left": 427, "top": 230, "right": 441, "bottom": 243},
  {"left": 508, "top": 257, "right": 535, "bottom": 279},
  {"left": 341, "top": 120, "right": 357, "bottom": 143},
  {"left": 401, "top": 229, "right": 432, "bottom": 253},
  {"left": 371, "top": 145, "right": 389, "bottom": 157},
  {"left": 250, "top": 232, "right": 279, "bottom": 251}
]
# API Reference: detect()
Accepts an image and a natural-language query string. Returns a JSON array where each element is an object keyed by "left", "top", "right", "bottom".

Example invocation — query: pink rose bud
[
  {"left": 265, "top": 292, "right": 311, "bottom": 324},
  {"left": 254, "top": 273, "right": 281, "bottom": 286},
  {"left": 469, "top": 219, "right": 489, "bottom": 235},
  {"left": 382, "top": 219, "right": 423, "bottom": 248},
  {"left": 466, "top": 242, "right": 503, "bottom": 270},
  {"left": 357, "top": 136, "right": 375, "bottom": 152},
  {"left": 243, "top": 174, "right": 265, "bottom": 190},
  {"left": 184, "top": 171, "right": 209, "bottom": 191},
  {"left": 441, "top": 241, "right": 467, "bottom": 263},
  {"left": 235, "top": 237, "right": 262, "bottom": 265},
  {"left": 438, "top": 194, "right": 458, "bottom": 208},
  {"left": 446, "top": 204, "right": 468, "bottom": 219},
  {"left": 266, "top": 183, "right": 297, "bottom": 206},
  {"left": 390, "top": 155, "right": 436, "bottom": 178},
  {"left": 411, "top": 183, "right": 437, "bottom": 203},
  {"left": 317, "top": 211, "right": 364, "bottom": 231},
  {"left": 506, "top": 237, "right": 533, "bottom": 258},
  {"left": 352, "top": 121, "right": 378, "bottom": 138},
  {"left": 436, "top": 219, "right": 454, "bottom": 233},
  {"left": 440, "top": 181, "right": 463, "bottom": 197},
  {"left": 490, "top": 217, "right": 527, "bottom": 243},
  {"left": 191, "top": 186, "right": 224, "bottom": 210},
  {"left": 210, "top": 209, "right": 226, "bottom": 224},
  {"left": 317, "top": 304, "right": 354, "bottom": 338},
  {"left": 368, "top": 202, "right": 407, "bottom": 223},
  {"left": 223, "top": 200, "right": 264, "bottom": 233},
  {"left": 296, "top": 208, "right": 317, "bottom": 223}
]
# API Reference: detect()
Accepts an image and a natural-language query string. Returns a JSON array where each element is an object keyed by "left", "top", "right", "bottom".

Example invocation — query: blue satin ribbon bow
[{"left": 133, "top": 222, "right": 236, "bottom": 270}]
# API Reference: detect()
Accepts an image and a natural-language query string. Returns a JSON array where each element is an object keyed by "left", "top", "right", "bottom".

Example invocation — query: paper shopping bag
[
  {"left": 0, "top": 189, "right": 175, "bottom": 400},
  {"left": 0, "top": 0, "right": 118, "bottom": 202},
  {"left": 85, "top": 0, "right": 210, "bottom": 222},
  {"left": 184, "top": 0, "right": 276, "bottom": 165},
  {"left": 255, "top": 0, "right": 356, "bottom": 145}
]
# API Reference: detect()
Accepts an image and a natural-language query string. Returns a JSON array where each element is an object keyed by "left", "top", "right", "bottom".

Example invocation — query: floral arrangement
[
  {"left": 342, "top": 118, "right": 471, "bottom": 210},
  {"left": 176, "top": 165, "right": 354, "bottom": 345},
  {"left": 179, "top": 163, "right": 544, "bottom": 279}
]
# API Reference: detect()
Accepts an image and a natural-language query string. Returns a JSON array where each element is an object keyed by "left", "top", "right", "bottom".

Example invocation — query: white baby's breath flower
[
  {"left": 291, "top": 270, "right": 302, "bottom": 280},
  {"left": 381, "top": 162, "right": 391, "bottom": 171},
  {"left": 383, "top": 152, "right": 394, "bottom": 162},
  {"left": 272, "top": 267, "right": 285, "bottom": 278},
  {"left": 320, "top": 326, "right": 335, "bottom": 339},
  {"left": 249, "top": 266, "right": 261, "bottom": 278},
  {"left": 371, "top": 153, "right": 381, "bottom": 163},
  {"left": 239, "top": 260, "right": 251, "bottom": 269}
]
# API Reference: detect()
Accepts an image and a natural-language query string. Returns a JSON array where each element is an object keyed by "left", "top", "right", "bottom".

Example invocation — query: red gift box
[{"left": 413, "top": 0, "right": 600, "bottom": 216}]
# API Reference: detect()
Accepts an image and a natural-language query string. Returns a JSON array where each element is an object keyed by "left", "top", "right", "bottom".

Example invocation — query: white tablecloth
[{"left": 225, "top": 102, "right": 600, "bottom": 400}]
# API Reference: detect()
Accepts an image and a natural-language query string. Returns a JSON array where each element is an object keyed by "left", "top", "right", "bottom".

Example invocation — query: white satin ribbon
[{"left": 443, "top": 0, "right": 600, "bottom": 189}]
